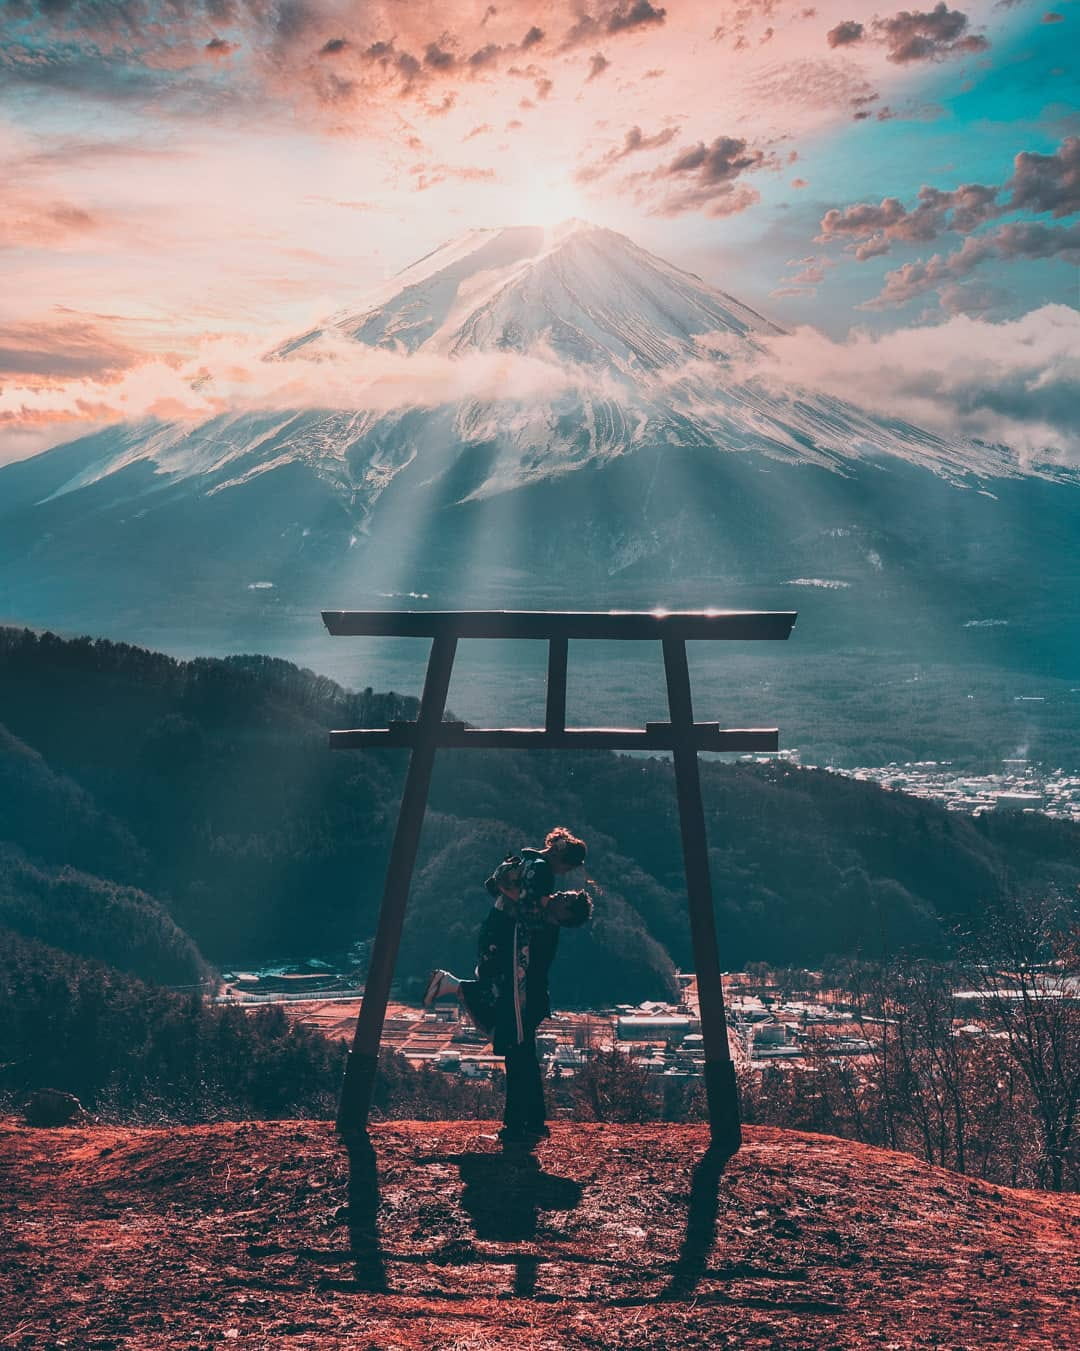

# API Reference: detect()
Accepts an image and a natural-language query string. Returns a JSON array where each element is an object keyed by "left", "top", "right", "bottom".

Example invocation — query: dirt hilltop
[{"left": 2, "top": 1119, "right": 1078, "bottom": 1350}]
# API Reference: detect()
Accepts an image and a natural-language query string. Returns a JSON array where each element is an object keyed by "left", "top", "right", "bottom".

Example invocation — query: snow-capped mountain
[
  {"left": 0, "top": 221, "right": 1076, "bottom": 681},
  {"left": 280, "top": 219, "right": 784, "bottom": 360},
  {"left": 23, "top": 220, "right": 1034, "bottom": 520}
]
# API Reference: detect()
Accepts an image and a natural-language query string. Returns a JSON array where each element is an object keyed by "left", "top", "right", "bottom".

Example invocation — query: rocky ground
[{"left": 2, "top": 1119, "right": 1078, "bottom": 1350}]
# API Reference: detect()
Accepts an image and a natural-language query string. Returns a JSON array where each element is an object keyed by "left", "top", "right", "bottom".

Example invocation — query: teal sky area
[{"left": 699, "top": 4, "right": 1080, "bottom": 332}]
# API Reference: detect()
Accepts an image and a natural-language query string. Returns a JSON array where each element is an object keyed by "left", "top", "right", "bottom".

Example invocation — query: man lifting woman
[{"left": 424, "top": 827, "right": 592, "bottom": 1144}]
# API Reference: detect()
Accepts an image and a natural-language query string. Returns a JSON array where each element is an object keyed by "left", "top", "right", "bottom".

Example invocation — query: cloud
[
  {"left": 713, "top": 0, "right": 789, "bottom": 48},
  {"left": 574, "top": 122, "right": 678, "bottom": 181},
  {"left": 3, "top": 3, "right": 553, "bottom": 119},
  {"left": 872, "top": 100, "right": 946, "bottom": 122},
  {"left": 563, "top": 2, "right": 667, "bottom": 50},
  {"left": 0, "top": 194, "right": 103, "bottom": 249},
  {"left": 854, "top": 234, "right": 893, "bottom": 260},
  {"left": 644, "top": 134, "right": 775, "bottom": 216},
  {"left": 586, "top": 52, "right": 610, "bottom": 80},
  {"left": 739, "top": 304, "right": 1080, "bottom": 464},
  {"left": 1006, "top": 136, "right": 1080, "bottom": 218},
  {"left": 204, "top": 37, "right": 239, "bottom": 60},
  {"left": 790, "top": 259, "right": 829, "bottom": 284},
  {"left": 750, "top": 57, "right": 878, "bottom": 114},
  {"left": 825, "top": 6, "right": 989, "bottom": 64},
  {"left": 937, "top": 281, "right": 1011, "bottom": 314},
  {"left": 874, "top": 4, "right": 990, "bottom": 64},
  {"left": 0, "top": 0, "right": 661, "bottom": 114},
  {"left": 867, "top": 221, "right": 1080, "bottom": 306},
  {"left": 819, "top": 136, "right": 1080, "bottom": 291},
  {"left": 467, "top": 42, "right": 502, "bottom": 69},
  {"left": 0, "top": 326, "right": 623, "bottom": 463},
  {"left": 0, "top": 404, "right": 125, "bottom": 464},
  {"left": 866, "top": 236, "right": 996, "bottom": 306},
  {"left": 361, "top": 38, "right": 425, "bottom": 92},
  {"left": 771, "top": 252, "right": 835, "bottom": 296},
  {"left": 409, "top": 162, "right": 498, "bottom": 191},
  {"left": 992, "top": 218, "right": 1080, "bottom": 258},
  {"left": 621, "top": 123, "right": 679, "bottom": 154},
  {"left": 606, "top": 2, "right": 667, "bottom": 34},
  {"left": 827, "top": 20, "right": 865, "bottom": 46},
  {"left": 0, "top": 318, "right": 141, "bottom": 382},
  {"left": 819, "top": 183, "right": 1000, "bottom": 253},
  {"left": 424, "top": 42, "right": 457, "bottom": 71}
]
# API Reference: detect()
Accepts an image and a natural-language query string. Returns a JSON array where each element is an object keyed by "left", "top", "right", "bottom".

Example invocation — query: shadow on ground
[{"left": 332, "top": 1133, "right": 737, "bottom": 1304}]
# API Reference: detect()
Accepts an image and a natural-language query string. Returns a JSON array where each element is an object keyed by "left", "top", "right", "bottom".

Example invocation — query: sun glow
[{"left": 510, "top": 175, "right": 589, "bottom": 229}]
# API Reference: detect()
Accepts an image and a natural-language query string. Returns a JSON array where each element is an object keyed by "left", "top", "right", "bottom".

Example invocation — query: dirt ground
[{"left": 2, "top": 1119, "right": 1078, "bottom": 1350}]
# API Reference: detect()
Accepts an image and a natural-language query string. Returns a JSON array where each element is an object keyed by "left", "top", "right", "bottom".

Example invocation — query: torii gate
[{"left": 322, "top": 608, "right": 797, "bottom": 1156}]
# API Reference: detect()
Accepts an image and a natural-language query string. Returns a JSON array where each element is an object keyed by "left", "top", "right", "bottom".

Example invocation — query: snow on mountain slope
[
  {"left": 31, "top": 221, "right": 1048, "bottom": 512},
  {"left": 283, "top": 220, "right": 781, "bottom": 365}
]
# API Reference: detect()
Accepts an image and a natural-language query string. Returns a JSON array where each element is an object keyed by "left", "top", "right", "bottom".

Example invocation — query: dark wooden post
[
  {"left": 545, "top": 636, "right": 568, "bottom": 734},
  {"left": 662, "top": 638, "right": 742, "bottom": 1155},
  {"left": 336, "top": 635, "right": 457, "bottom": 1138}
]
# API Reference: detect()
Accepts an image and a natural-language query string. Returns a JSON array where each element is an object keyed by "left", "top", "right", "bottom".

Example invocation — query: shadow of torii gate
[{"left": 322, "top": 608, "right": 797, "bottom": 1157}]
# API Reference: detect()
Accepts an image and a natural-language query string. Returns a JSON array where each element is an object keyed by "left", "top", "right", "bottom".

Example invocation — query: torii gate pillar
[
  {"left": 334, "top": 635, "right": 457, "bottom": 1134},
  {"left": 663, "top": 638, "right": 742, "bottom": 1150},
  {"left": 322, "top": 609, "right": 797, "bottom": 1155}
]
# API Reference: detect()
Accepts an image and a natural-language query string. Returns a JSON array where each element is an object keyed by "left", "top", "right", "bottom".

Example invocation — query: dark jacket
[{"left": 461, "top": 848, "right": 583, "bottom": 1055}]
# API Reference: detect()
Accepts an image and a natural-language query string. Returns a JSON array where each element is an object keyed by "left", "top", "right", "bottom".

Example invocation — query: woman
[{"left": 424, "top": 827, "right": 592, "bottom": 1144}]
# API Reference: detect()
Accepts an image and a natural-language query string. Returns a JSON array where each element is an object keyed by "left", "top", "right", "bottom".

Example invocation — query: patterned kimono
[{"left": 459, "top": 849, "right": 568, "bottom": 1057}]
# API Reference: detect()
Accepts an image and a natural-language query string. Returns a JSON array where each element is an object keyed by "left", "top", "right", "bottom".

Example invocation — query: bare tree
[{"left": 959, "top": 890, "right": 1080, "bottom": 1192}]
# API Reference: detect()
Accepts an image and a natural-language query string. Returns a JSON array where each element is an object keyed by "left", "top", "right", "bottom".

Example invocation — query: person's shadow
[
  {"left": 425, "top": 1148, "right": 584, "bottom": 1243},
  {"left": 423, "top": 1146, "right": 584, "bottom": 1297}
]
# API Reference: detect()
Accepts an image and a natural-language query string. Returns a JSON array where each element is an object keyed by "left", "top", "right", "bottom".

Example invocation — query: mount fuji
[{"left": 0, "top": 220, "right": 1076, "bottom": 692}]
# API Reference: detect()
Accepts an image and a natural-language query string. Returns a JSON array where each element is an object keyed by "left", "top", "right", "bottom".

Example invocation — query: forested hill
[{"left": 1, "top": 626, "right": 1078, "bottom": 1004}]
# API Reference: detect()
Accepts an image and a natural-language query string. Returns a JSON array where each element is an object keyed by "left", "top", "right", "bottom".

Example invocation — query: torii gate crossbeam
[{"left": 323, "top": 609, "right": 797, "bottom": 1156}]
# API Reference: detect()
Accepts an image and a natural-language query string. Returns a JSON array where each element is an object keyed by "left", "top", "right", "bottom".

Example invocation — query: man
[{"left": 424, "top": 827, "right": 592, "bottom": 1144}]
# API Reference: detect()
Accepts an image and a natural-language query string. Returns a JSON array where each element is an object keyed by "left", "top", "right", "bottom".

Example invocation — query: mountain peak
[
  {"left": 538, "top": 216, "right": 602, "bottom": 240},
  {"left": 286, "top": 217, "right": 779, "bottom": 366}
]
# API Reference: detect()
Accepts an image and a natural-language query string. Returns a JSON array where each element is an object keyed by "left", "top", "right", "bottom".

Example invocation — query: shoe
[
  {"left": 497, "top": 1126, "right": 536, "bottom": 1146},
  {"left": 423, "top": 969, "right": 451, "bottom": 1008},
  {"left": 498, "top": 1123, "right": 548, "bottom": 1145}
]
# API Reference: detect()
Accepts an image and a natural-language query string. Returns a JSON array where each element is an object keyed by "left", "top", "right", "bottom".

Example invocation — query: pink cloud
[
  {"left": 0, "top": 195, "right": 101, "bottom": 250},
  {"left": 640, "top": 133, "right": 776, "bottom": 216},
  {"left": 0, "top": 326, "right": 623, "bottom": 463},
  {"left": 0, "top": 318, "right": 142, "bottom": 382}
]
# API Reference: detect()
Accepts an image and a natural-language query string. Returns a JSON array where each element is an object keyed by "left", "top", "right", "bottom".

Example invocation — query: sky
[{"left": 1, "top": 0, "right": 1078, "bottom": 462}]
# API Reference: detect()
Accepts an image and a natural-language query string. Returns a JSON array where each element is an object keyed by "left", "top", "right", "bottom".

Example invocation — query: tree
[
  {"left": 959, "top": 891, "right": 1080, "bottom": 1191},
  {"left": 572, "top": 1050, "right": 660, "bottom": 1123}
]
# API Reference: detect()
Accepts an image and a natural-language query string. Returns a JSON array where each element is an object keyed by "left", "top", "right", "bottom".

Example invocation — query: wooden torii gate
[{"left": 322, "top": 608, "right": 797, "bottom": 1156}]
